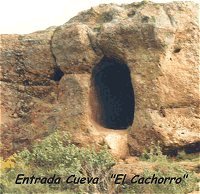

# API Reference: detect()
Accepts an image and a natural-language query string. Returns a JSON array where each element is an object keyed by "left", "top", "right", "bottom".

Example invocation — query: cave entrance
[{"left": 91, "top": 57, "right": 135, "bottom": 129}]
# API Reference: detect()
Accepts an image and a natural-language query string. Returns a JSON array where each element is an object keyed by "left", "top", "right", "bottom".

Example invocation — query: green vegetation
[
  {"left": 0, "top": 132, "right": 115, "bottom": 194},
  {"left": 125, "top": 168, "right": 198, "bottom": 194},
  {"left": 140, "top": 143, "right": 167, "bottom": 162},
  {"left": 177, "top": 150, "right": 200, "bottom": 162},
  {"left": 126, "top": 144, "right": 199, "bottom": 194},
  {"left": 0, "top": 136, "right": 199, "bottom": 194}
]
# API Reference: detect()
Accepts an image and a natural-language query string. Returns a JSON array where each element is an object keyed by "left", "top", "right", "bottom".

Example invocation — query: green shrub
[
  {"left": 125, "top": 163, "right": 199, "bottom": 194},
  {"left": 140, "top": 143, "right": 167, "bottom": 162},
  {"left": 125, "top": 144, "right": 199, "bottom": 194},
  {"left": 0, "top": 132, "right": 115, "bottom": 194},
  {"left": 1, "top": 136, "right": 199, "bottom": 194},
  {"left": 177, "top": 150, "right": 200, "bottom": 162}
]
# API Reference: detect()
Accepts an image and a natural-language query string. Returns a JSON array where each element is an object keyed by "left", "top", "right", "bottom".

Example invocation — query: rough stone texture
[
  {"left": 0, "top": 1, "right": 199, "bottom": 158},
  {"left": 104, "top": 133, "right": 129, "bottom": 159}
]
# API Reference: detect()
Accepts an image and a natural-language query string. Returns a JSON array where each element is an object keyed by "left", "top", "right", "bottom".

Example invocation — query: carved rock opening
[{"left": 91, "top": 57, "right": 135, "bottom": 129}]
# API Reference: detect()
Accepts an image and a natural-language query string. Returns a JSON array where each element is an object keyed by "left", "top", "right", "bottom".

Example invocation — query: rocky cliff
[{"left": 0, "top": 1, "right": 199, "bottom": 158}]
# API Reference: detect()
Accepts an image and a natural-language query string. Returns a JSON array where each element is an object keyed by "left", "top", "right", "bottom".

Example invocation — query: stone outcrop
[{"left": 0, "top": 1, "right": 199, "bottom": 158}]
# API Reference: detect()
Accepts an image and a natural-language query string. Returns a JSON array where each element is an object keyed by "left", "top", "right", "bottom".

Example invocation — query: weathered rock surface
[{"left": 0, "top": 1, "right": 199, "bottom": 158}]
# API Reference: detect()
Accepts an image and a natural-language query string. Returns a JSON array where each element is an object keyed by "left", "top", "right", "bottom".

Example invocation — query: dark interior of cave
[{"left": 92, "top": 57, "right": 135, "bottom": 129}]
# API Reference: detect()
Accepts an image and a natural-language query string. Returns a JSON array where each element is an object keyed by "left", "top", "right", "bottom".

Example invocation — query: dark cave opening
[{"left": 91, "top": 57, "right": 135, "bottom": 129}]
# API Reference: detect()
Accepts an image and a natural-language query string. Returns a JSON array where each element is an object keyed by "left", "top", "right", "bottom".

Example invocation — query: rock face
[{"left": 1, "top": 1, "right": 199, "bottom": 158}]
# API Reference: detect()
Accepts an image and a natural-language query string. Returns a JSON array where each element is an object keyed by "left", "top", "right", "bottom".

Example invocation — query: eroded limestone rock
[{"left": 1, "top": 1, "right": 199, "bottom": 158}]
